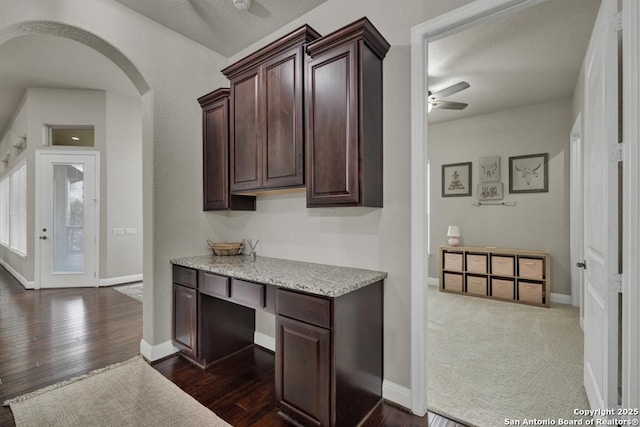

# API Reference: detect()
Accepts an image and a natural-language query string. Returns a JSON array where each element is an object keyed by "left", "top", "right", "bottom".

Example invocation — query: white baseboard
[
  {"left": 139, "top": 339, "right": 178, "bottom": 362},
  {"left": 550, "top": 293, "right": 572, "bottom": 305},
  {"left": 382, "top": 380, "right": 412, "bottom": 409},
  {"left": 100, "top": 274, "right": 143, "bottom": 287},
  {"left": 254, "top": 331, "right": 276, "bottom": 352},
  {"left": 0, "top": 258, "right": 35, "bottom": 289},
  {"left": 427, "top": 277, "right": 439, "bottom": 287}
]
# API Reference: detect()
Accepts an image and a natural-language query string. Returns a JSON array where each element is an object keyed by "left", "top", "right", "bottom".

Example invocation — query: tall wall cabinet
[
  {"left": 305, "top": 18, "right": 390, "bottom": 207},
  {"left": 197, "top": 89, "right": 256, "bottom": 211},
  {"left": 222, "top": 25, "right": 321, "bottom": 193},
  {"left": 439, "top": 245, "right": 551, "bottom": 308}
]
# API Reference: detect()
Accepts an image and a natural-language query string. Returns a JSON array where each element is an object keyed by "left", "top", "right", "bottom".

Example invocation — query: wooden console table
[{"left": 171, "top": 254, "right": 386, "bottom": 427}]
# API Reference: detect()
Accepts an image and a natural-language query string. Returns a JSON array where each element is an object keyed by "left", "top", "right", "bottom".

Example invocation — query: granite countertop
[{"left": 170, "top": 254, "right": 388, "bottom": 297}]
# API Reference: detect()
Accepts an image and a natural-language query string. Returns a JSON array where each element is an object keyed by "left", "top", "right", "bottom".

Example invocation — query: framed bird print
[{"left": 509, "top": 153, "right": 548, "bottom": 193}]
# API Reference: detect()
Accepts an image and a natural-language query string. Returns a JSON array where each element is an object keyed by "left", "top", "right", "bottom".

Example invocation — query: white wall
[
  {"left": 105, "top": 92, "right": 143, "bottom": 279},
  {"left": 0, "top": 87, "right": 143, "bottom": 284},
  {"left": 428, "top": 98, "right": 573, "bottom": 295},
  {"left": 219, "top": 0, "right": 475, "bottom": 391},
  {"left": 0, "top": 0, "right": 476, "bottom": 395}
]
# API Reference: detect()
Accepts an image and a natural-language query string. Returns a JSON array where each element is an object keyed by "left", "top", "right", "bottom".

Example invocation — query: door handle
[
  {"left": 576, "top": 260, "right": 587, "bottom": 269},
  {"left": 39, "top": 235, "right": 47, "bottom": 240}
]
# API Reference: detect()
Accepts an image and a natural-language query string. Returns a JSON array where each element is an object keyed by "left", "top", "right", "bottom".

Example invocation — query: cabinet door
[
  {"left": 276, "top": 316, "right": 330, "bottom": 427},
  {"left": 306, "top": 42, "right": 360, "bottom": 206},
  {"left": 230, "top": 69, "right": 262, "bottom": 191},
  {"left": 173, "top": 284, "right": 198, "bottom": 358},
  {"left": 202, "top": 96, "right": 229, "bottom": 210},
  {"left": 263, "top": 47, "right": 305, "bottom": 189}
]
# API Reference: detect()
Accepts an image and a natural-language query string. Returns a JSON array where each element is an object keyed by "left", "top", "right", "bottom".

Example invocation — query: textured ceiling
[
  {"left": 428, "top": 0, "right": 601, "bottom": 123},
  {"left": 111, "top": 0, "right": 326, "bottom": 56},
  {"left": 0, "top": 0, "right": 602, "bottom": 138}
]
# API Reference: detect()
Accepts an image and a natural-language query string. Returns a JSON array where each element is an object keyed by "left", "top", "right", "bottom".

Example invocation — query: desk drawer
[
  {"left": 277, "top": 289, "right": 331, "bottom": 329},
  {"left": 231, "top": 279, "right": 265, "bottom": 308},
  {"left": 173, "top": 265, "right": 197, "bottom": 288},
  {"left": 200, "top": 272, "right": 229, "bottom": 298}
]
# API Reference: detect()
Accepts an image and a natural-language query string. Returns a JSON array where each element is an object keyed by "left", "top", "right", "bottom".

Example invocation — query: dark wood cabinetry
[
  {"left": 172, "top": 283, "right": 197, "bottom": 358},
  {"left": 276, "top": 315, "right": 330, "bottom": 426},
  {"left": 172, "top": 259, "right": 384, "bottom": 427},
  {"left": 222, "top": 25, "right": 321, "bottom": 193},
  {"left": 305, "top": 18, "right": 389, "bottom": 207},
  {"left": 197, "top": 89, "right": 255, "bottom": 211}
]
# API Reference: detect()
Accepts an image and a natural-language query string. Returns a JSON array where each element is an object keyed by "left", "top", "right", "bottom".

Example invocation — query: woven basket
[{"left": 207, "top": 240, "right": 243, "bottom": 256}]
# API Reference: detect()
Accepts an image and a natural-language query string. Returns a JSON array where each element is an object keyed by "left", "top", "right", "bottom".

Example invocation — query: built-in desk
[{"left": 170, "top": 254, "right": 387, "bottom": 427}]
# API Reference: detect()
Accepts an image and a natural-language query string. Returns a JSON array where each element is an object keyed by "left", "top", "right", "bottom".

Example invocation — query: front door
[
  {"left": 582, "top": 0, "right": 620, "bottom": 411},
  {"left": 37, "top": 152, "right": 99, "bottom": 288}
]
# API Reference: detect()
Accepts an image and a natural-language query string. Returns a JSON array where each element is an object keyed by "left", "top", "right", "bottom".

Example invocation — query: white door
[
  {"left": 582, "top": 0, "right": 620, "bottom": 411},
  {"left": 569, "top": 116, "right": 584, "bottom": 321},
  {"left": 37, "top": 152, "right": 99, "bottom": 288}
]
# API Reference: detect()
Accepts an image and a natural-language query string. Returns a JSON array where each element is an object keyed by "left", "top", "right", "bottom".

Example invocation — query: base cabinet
[
  {"left": 276, "top": 316, "right": 330, "bottom": 427},
  {"left": 172, "top": 284, "right": 198, "bottom": 358}
]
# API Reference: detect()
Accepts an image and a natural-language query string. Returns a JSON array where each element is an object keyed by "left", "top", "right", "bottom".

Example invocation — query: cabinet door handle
[{"left": 576, "top": 260, "right": 587, "bottom": 269}]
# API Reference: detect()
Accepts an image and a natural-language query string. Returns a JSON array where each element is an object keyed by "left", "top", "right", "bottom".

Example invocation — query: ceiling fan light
[
  {"left": 428, "top": 102, "right": 434, "bottom": 113},
  {"left": 233, "top": 0, "right": 251, "bottom": 10}
]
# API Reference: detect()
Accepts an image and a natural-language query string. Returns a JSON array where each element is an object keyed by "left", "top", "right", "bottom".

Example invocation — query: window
[
  {"left": 0, "top": 161, "right": 27, "bottom": 256},
  {"left": 49, "top": 126, "right": 95, "bottom": 147}
]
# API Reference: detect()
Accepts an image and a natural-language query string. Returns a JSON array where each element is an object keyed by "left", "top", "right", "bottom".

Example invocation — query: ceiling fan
[{"left": 428, "top": 81, "right": 470, "bottom": 113}]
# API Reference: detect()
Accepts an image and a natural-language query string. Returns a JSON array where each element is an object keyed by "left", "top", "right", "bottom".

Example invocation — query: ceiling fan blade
[
  {"left": 428, "top": 81, "right": 470, "bottom": 101},
  {"left": 431, "top": 101, "right": 468, "bottom": 110}
]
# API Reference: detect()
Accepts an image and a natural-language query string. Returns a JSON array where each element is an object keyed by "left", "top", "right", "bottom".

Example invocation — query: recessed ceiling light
[{"left": 71, "top": 136, "right": 80, "bottom": 141}]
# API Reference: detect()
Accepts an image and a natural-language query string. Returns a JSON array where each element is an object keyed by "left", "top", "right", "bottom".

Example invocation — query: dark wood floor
[{"left": 0, "top": 266, "right": 465, "bottom": 427}]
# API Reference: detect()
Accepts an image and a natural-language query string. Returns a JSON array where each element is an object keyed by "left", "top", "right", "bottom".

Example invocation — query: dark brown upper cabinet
[
  {"left": 305, "top": 18, "right": 390, "bottom": 207},
  {"left": 197, "top": 88, "right": 255, "bottom": 211},
  {"left": 222, "top": 25, "right": 321, "bottom": 193}
]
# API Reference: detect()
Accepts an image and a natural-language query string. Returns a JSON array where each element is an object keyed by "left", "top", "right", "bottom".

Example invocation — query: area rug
[
  {"left": 427, "top": 286, "right": 589, "bottom": 427},
  {"left": 4, "top": 356, "right": 230, "bottom": 427},
  {"left": 113, "top": 282, "right": 143, "bottom": 302}
]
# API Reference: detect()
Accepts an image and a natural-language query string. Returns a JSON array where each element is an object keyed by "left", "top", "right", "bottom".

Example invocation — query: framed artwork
[
  {"left": 509, "top": 153, "right": 549, "bottom": 193},
  {"left": 479, "top": 156, "right": 500, "bottom": 182},
  {"left": 478, "top": 182, "right": 504, "bottom": 201},
  {"left": 442, "top": 162, "right": 472, "bottom": 197}
]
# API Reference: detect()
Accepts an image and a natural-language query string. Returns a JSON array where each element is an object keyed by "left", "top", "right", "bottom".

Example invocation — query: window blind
[
  {"left": 0, "top": 177, "right": 9, "bottom": 245},
  {"left": 9, "top": 163, "right": 27, "bottom": 255}
]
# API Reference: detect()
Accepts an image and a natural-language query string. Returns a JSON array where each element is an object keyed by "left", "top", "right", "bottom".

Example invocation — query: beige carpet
[
  {"left": 427, "top": 287, "right": 589, "bottom": 427},
  {"left": 4, "top": 356, "right": 230, "bottom": 427}
]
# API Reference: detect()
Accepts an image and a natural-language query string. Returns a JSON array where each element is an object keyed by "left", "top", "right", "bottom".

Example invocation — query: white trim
[
  {"left": 427, "top": 277, "right": 439, "bottom": 287},
  {"left": 410, "top": 0, "right": 550, "bottom": 415},
  {"left": 0, "top": 257, "right": 35, "bottom": 289},
  {"left": 622, "top": 1, "right": 640, "bottom": 411},
  {"left": 254, "top": 331, "right": 276, "bottom": 352},
  {"left": 99, "top": 274, "right": 143, "bottom": 287},
  {"left": 382, "top": 380, "right": 412, "bottom": 410},
  {"left": 139, "top": 339, "right": 178, "bottom": 362},
  {"left": 550, "top": 293, "right": 572, "bottom": 305},
  {"left": 569, "top": 114, "right": 583, "bottom": 308}
]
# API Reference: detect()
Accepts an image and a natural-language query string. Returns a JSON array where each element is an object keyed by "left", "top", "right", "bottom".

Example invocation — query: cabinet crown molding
[
  {"left": 197, "top": 87, "right": 230, "bottom": 107},
  {"left": 221, "top": 24, "right": 321, "bottom": 78},
  {"left": 306, "top": 17, "right": 391, "bottom": 59}
]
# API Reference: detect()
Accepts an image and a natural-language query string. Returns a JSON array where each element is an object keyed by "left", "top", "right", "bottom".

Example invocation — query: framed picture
[
  {"left": 509, "top": 153, "right": 549, "bottom": 193},
  {"left": 478, "top": 182, "right": 504, "bottom": 201},
  {"left": 479, "top": 156, "right": 500, "bottom": 182},
  {"left": 442, "top": 162, "right": 472, "bottom": 197}
]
